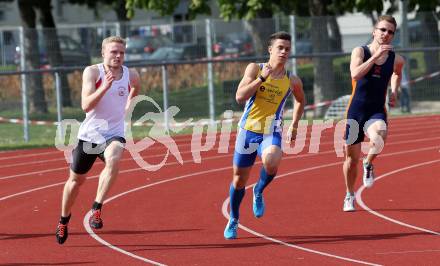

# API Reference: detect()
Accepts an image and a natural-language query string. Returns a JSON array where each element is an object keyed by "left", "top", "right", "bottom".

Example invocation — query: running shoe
[
  {"left": 55, "top": 223, "right": 68, "bottom": 244},
  {"left": 224, "top": 218, "right": 238, "bottom": 239},
  {"left": 252, "top": 186, "right": 265, "bottom": 218},
  {"left": 89, "top": 209, "right": 103, "bottom": 229},
  {"left": 363, "top": 160, "right": 375, "bottom": 188},
  {"left": 343, "top": 194, "right": 355, "bottom": 212}
]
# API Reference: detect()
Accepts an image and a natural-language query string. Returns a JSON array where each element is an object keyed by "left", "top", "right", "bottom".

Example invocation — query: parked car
[
  {"left": 212, "top": 32, "right": 254, "bottom": 57},
  {"left": 125, "top": 35, "right": 173, "bottom": 63},
  {"left": 147, "top": 43, "right": 207, "bottom": 62},
  {"left": 15, "top": 34, "right": 90, "bottom": 67}
]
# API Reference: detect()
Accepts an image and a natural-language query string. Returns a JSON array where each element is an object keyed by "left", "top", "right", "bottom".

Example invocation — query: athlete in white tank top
[
  {"left": 77, "top": 63, "right": 131, "bottom": 144},
  {"left": 56, "top": 36, "right": 141, "bottom": 245}
]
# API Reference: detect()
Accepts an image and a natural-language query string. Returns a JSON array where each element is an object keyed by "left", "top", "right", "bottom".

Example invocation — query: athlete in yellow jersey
[{"left": 224, "top": 32, "right": 305, "bottom": 239}]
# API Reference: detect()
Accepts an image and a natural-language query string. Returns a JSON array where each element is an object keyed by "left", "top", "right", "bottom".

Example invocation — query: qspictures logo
[{"left": 55, "top": 95, "right": 387, "bottom": 171}]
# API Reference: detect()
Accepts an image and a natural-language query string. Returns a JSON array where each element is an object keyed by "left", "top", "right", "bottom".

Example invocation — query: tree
[
  {"left": 126, "top": 0, "right": 354, "bottom": 117},
  {"left": 307, "top": 0, "right": 339, "bottom": 116},
  {"left": 2, "top": 0, "right": 75, "bottom": 113},
  {"left": 355, "top": 0, "right": 397, "bottom": 25},
  {"left": 217, "top": 0, "right": 277, "bottom": 56},
  {"left": 126, "top": 0, "right": 211, "bottom": 20},
  {"left": 355, "top": 0, "right": 440, "bottom": 76},
  {"left": 408, "top": 0, "right": 440, "bottom": 74},
  {"left": 16, "top": 0, "right": 47, "bottom": 114},
  {"left": 0, "top": 0, "right": 49, "bottom": 113},
  {"left": 37, "top": 0, "right": 73, "bottom": 108},
  {"left": 67, "top": 0, "right": 132, "bottom": 37}
]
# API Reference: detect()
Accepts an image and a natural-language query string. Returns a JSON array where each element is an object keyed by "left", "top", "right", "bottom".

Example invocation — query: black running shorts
[{"left": 70, "top": 137, "right": 126, "bottom": 174}]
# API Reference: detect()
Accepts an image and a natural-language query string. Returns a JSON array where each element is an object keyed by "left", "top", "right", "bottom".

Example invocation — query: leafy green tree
[
  {"left": 408, "top": 0, "right": 439, "bottom": 73},
  {"left": 126, "top": 0, "right": 351, "bottom": 116},
  {"left": 126, "top": 0, "right": 211, "bottom": 20},
  {"left": 355, "top": 0, "right": 439, "bottom": 75},
  {"left": 0, "top": 0, "right": 76, "bottom": 113},
  {"left": 67, "top": 0, "right": 132, "bottom": 37},
  {"left": 16, "top": 0, "right": 48, "bottom": 113},
  {"left": 354, "top": 0, "right": 397, "bottom": 24}
]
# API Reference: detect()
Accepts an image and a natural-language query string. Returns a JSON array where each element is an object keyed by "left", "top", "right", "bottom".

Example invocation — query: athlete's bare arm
[
  {"left": 350, "top": 45, "right": 393, "bottom": 80},
  {"left": 286, "top": 75, "right": 305, "bottom": 143},
  {"left": 389, "top": 54, "right": 405, "bottom": 105},
  {"left": 126, "top": 68, "right": 141, "bottom": 111},
  {"left": 81, "top": 65, "right": 114, "bottom": 112},
  {"left": 236, "top": 63, "right": 272, "bottom": 104}
]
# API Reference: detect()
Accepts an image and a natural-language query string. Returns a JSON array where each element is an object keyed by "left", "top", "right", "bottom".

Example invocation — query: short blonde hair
[
  {"left": 376, "top": 15, "right": 397, "bottom": 30},
  {"left": 102, "top": 36, "right": 126, "bottom": 50}
]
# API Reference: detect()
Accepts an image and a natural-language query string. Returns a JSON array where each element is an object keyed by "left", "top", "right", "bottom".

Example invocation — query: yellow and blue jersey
[{"left": 239, "top": 63, "right": 292, "bottom": 134}]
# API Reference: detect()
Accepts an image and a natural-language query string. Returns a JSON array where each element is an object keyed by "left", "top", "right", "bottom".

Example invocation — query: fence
[{"left": 0, "top": 14, "right": 439, "bottom": 143}]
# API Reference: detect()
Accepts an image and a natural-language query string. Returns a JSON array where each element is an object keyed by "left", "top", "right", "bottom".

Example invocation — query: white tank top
[{"left": 77, "top": 64, "right": 131, "bottom": 144}]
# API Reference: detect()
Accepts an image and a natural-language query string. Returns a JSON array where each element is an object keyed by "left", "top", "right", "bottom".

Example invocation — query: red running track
[{"left": 0, "top": 114, "right": 439, "bottom": 265}]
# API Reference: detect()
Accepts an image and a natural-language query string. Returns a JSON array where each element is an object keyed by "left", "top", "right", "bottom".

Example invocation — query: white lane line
[
  {"left": 0, "top": 113, "right": 436, "bottom": 158},
  {"left": 0, "top": 151, "right": 59, "bottom": 161},
  {"left": 0, "top": 126, "right": 428, "bottom": 169},
  {"left": 2, "top": 129, "right": 440, "bottom": 180},
  {"left": 356, "top": 159, "right": 440, "bottom": 236},
  {"left": 83, "top": 166, "right": 233, "bottom": 265},
  {"left": 83, "top": 210, "right": 167, "bottom": 266},
  {"left": 0, "top": 167, "right": 67, "bottom": 181},
  {"left": 1, "top": 142, "right": 438, "bottom": 202},
  {"left": 218, "top": 148, "right": 440, "bottom": 265},
  {"left": 0, "top": 132, "right": 235, "bottom": 161},
  {"left": 376, "top": 249, "right": 440, "bottom": 255},
  {"left": 0, "top": 181, "right": 66, "bottom": 201},
  {"left": 0, "top": 153, "right": 232, "bottom": 200},
  {"left": 1, "top": 144, "right": 438, "bottom": 263},
  {"left": 86, "top": 161, "right": 375, "bottom": 265},
  {"left": 220, "top": 161, "right": 382, "bottom": 266}
]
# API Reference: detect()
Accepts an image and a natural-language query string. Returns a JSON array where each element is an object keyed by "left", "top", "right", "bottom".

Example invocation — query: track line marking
[
  {"left": 356, "top": 159, "right": 440, "bottom": 235},
  {"left": 1, "top": 143, "right": 437, "bottom": 201},
  {"left": 83, "top": 210, "right": 167, "bottom": 266},
  {"left": 84, "top": 160, "right": 381, "bottom": 265},
  {"left": 0, "top": 148, "right": 434, "bottom": 264},
  {"left": 0, "top": 113, "right": 436, "bottom": 158},
  {"left": 221, "top": 161, "right": 382, "bottom": 266},
  {"left": 1, "top": 124, "right": 437, "bottom": 169},
  {"left": 2, "top": 130, "right": 440, "bottom": 180},
  {"left": 376, "top": 249, "right": 440, "bottom": 255}
]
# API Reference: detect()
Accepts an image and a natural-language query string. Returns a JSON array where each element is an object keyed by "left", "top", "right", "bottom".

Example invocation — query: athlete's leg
[
  {"left": 364, "top": 119, "right": 388, "bottom": 164},
  {"left": 88, "top": 140, "right": 124, "bottom": 229},
  {"left": 342, "top": 107, "right": 364, "bottom": 210},
  {"left": 230, "top": 165, "right": 252, "bottom": 218},
  {"left": 57, "top": 140, "right": 97, "bottom": 244},
  {"left": 61, "top": 170, "right": 87, "bottom": 217},
  {"left": 94, "top": 140, "right": 125, "bottom": 203},
  {"left": 229, "top": 128, "right": 260, "bottom": 219},
  {"left": 61, "top": 140, "right": 98, "bottom": 217},
  {"left": 225, "top": 129, "right": 259, "bottom": 238},
  {"left": 255, "top": 132, "right": 283, "bottom": 194},
  {"left": 252, "top": 144, "right": 282, "bottom": 218},
  {"left": 343, "top": 143, "right": 362, "bottom": 194},
  {"left": 255, "top": 145, "right": 282, "bottom": 194}
]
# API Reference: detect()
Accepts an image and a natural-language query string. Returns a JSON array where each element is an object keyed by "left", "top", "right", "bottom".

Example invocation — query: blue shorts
[
  {"left": 344, "top": 102, "right": 387, "bottom": 145},
  {"left": 233, "top": 128, "right": 282, "bottom": 168}
]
